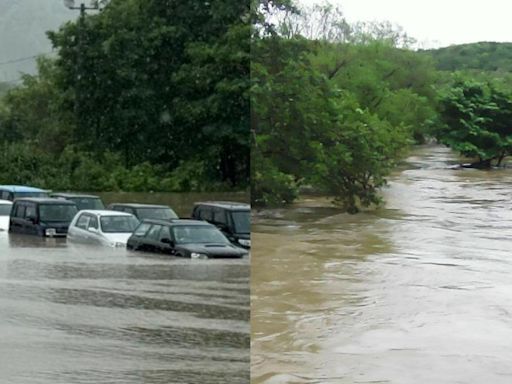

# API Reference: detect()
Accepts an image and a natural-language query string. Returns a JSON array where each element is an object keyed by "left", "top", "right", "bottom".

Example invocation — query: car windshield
[
  {"left": 0, "top": 204, "right": 12, "bottom": 216},
  {"left": 13, "top": 192, "right": 48, "bottom": 199},
  {"left": 100, "top": 215, "right": 139, "bottom": 233},
  {"left": 172, "top": 225, "right": 229, "bottom": 244},
  {"left": 231, "top": 210, "right": 250, "bottom": 234},
  {"left": 136, "top": 207, "right": 178, "bottom": 220},
  {"left": 70, "top": 197, "right": 105, "bottom": 210},
  {"left": 39, "top": 204, "right": 78, "bottom": 222}
]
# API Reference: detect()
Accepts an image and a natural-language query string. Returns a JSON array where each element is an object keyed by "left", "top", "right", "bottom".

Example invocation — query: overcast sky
[{"left": 298, "top": 0, "right": 512, "bottom": 48}]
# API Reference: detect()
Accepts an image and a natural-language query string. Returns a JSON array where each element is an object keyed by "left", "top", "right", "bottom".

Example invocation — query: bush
[{"left": 251, "top": 153, "right": 298, "bottom": 206}]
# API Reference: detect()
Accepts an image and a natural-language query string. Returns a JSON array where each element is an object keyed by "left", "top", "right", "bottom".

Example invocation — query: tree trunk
[{"left": 462, "top": 159, "right": 492, "bottom": 169}]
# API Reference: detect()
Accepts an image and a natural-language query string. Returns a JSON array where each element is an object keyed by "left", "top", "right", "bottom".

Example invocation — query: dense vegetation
[
  {"left": 252, "top": 2, "right": 512, "bottom": 212},
  {"left": 252, "top": 3, "right": 438, "bottom": 212},
  {"left": 435, "top": 78, "right": 512, "bottom": 168},
  {"left": 424, "top": 42, "right": 512, "bottom": 72},
  {"left": 0, "top": 0, "right": 249, "bottom": 192}
]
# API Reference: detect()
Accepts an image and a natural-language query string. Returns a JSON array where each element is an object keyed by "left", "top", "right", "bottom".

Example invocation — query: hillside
[
  {"left": 423, "top": 42, "right": 512, "bottom": 72},
  {"left": 0, "top": 0, "right": 77, "bottom": 83}
]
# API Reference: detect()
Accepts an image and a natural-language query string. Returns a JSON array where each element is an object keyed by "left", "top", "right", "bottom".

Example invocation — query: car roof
[
  {"left": 140, "top": 219, "right": 212, "bottom": 227},
  {"left": 0, "top": 185, "right": 48, "bottom": 193},
  {"left": 14, "top": 198, "right": 77, "bottom": 204},
  {"left": 0, "top": 199, "right": 13, "bottom": 205},
  {"left": 109, "top": 203, "right": 171, "bottom": 209},
  {"left": 194, "top": 201, "right": 250, "bottom": 210},
  {"left": 52, "top": 193, "right": 101, "bottom": 199},
  {"left": 78, "top": 210, "right": 134, "bottom": 217}
]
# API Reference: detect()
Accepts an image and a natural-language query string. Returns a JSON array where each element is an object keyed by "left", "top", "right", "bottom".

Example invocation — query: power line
[
  {"left": 2, "top": 78, "right": 23, "bottom": 84},
  {"left": 0, "top": 52, "right": 54, "bottom": 67}
]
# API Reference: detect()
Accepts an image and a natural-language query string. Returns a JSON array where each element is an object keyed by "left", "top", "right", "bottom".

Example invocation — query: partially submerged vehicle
[
  {"left": 0, "top": 185, "right": 49, "bottom": 201},
  {"left": 127, "top": 219, "right": 248, "bottom": 258},
  {"left": 67, "top": 210, "right": 140, "bottom": 247},
  {"left": 108, "top": 203, "right": 179, "bottom": 221},
  {"left": 9, "top": 198, "right": 78, "bottom": 237},
  {"left": 51, "top": 193, "right": 105, "bottom": 211},
  {"left": 191, "top": 201, "right": 251, "bottom": 249},
  {"left": 0, "top": 199, "right": 13, "bottom": 231}
]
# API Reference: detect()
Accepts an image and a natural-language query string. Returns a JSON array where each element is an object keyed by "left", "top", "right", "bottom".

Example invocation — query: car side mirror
[
  {"left": 88, "top": 227, "right": 98, "bottom": 233},
  {"left": 161, "top": 238, "right": 175, "bottom": 247}
]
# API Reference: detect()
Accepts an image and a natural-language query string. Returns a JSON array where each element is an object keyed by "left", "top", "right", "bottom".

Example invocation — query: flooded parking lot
[
  {"left": 252, "top": 145, "right": 512, "bottom": 384},
  {"left": 0, "top": 192, "right": 249, "bottom": 384}
]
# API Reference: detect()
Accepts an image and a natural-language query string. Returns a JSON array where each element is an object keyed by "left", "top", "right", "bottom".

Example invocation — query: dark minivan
[
  {"left": 191, "top": 202, "right": 250, "bottom": 249},
  {"left": 9, "top": 198, "right": 79, "bottom": 237},
  {"left": 127, "top": 219, "right": 247, "bottom": 258}
]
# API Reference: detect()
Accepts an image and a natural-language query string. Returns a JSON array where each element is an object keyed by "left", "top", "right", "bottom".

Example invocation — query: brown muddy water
[
  {"left": 0, "top": 192, "right": 249, "bottom": 384},
  {"left": 252, "top": 145, "right": 512, "bottom": 384}
]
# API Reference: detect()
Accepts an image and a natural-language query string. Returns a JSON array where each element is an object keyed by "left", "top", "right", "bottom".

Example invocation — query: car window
[
  {"left": 26, "top": 204, "right": 36, "bottom": 219},
  {"left": 14, "top": 204, "right": 26, "bottom": 218},
  {"left": 173, "top": 225, "right": 229, "bottom": 244},
  {"left": 39, "top": 204, "right": 78, "bottom": 222},
  {"left": 160, "top": 226, "right": 172, "bottom": 241},
  {"left": 199, "top": 207, "right": 213, "bottom": 221},
  {"left": 146, "top": 225, "right": 162, "bottom": 240},
  {"left": 100, "top": 215, "right": 139, "bottom": 233},
  {"left": 231, "top": 211, "right": 250, "bottom": 234},
  {"left": 71, "top": 197, "right": 104, "bottom": 210},
  {"left": 76, "top": 214, "right": 90, "bottom": 230},
  {"left": 88, "top": 215, "right": 99, "bottom": 230},
  {"left": 136, "top": 207, "right": 178, "bottom": 220},
  {"left": 213, "top": 209, "right": 227, "bottom": 224},
  {"left": 0, "top": 204, "right": 11, "bottom": 216},
  {"left": 134, "top": 222, "right": 151, "bottom": 237},
  {"left": 0, "top": 191, "right": 10, "bottom": 200}
]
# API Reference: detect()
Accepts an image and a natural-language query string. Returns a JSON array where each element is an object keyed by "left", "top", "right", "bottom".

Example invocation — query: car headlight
[
  {"left": 45, "top": 228, "right": 57, "bottom": 237},
  {"left": 238, "top": 238, "right": 251, "bottom": 247},
  {"left": 191, "top": 252, "right": 208, "bottom": 259}
]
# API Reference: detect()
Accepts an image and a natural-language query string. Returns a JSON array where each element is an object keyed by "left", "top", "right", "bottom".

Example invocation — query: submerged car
[
  {"left": 108, "top": 203, "right": 179, "bottom": 221},
  {"left": 67, "top": 210, "right": 140, "bottom": 247},
  {"left": 51, "top": 193, "right": 105, "bottom": 211},
  {"left": 0, "top": 185, "right": 49, "bottom": 201},
  {"left": 9, "top": 198, "right": 78, "bottom": 237},
  {"left": 0, "top": 199, "right": 13, "bottom": 231},
  {"left": 191, "top": 201, "right": 250, "bottom": 248},
  {"left": 127, "top": 219, "right": 248, "bottom": 258}
]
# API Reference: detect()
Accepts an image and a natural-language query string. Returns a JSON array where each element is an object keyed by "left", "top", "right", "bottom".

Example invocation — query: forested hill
[{"left": 423, "top": 42, "right": 512, "bottom": 72}]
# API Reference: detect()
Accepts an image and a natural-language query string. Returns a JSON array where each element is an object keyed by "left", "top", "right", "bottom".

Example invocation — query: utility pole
[{"left": 63, "top": 1, "right": 100, "bottom": 142}]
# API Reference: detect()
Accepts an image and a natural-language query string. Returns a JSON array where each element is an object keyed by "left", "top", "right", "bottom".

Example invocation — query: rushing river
[
  {"left": 0, "top": 192, "right": 249, "bottom": 384},
  {"left": 252, "top": 145, "right": 512, "bottom": 384}
]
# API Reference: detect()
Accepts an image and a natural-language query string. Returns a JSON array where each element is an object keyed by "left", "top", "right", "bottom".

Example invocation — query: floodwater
[
  {"left": 252, "top": 145, "right": 512, "bottom": 384},
  {"left": 0, "top": 192, "right": 249, "bottom": 384}
]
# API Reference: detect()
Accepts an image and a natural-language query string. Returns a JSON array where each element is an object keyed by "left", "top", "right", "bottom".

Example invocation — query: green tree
[{"left": 436, "top": 78, "right": 512, "bottom": 167}]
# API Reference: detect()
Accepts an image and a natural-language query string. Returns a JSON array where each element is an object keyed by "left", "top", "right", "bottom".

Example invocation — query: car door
[
  {"left": 129, "top": 222, "right": 152, "bottom": 250},
  {"left": 212, "top": 208, "right": 232, "bottom": 239},
  {"left": 143, "top": 224, "right": 162, "bottom": 253},
  {"left": 24, "top": 203, "right": 39, "bottom": 235},
  {"left": 87, "top": 215, "right": 102, "bottom": 245},
  {"left": 199, "top": 206, "right": 213, "bottom": 223},
  {"left": 157, "top": 225, "right": 174, "bottom": 254},
  {"left": 70, "top": 213, "right": 91, "bottom": 243},
  {"left": 9, "top": 202, "right": 24, "bottom": 233}
]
